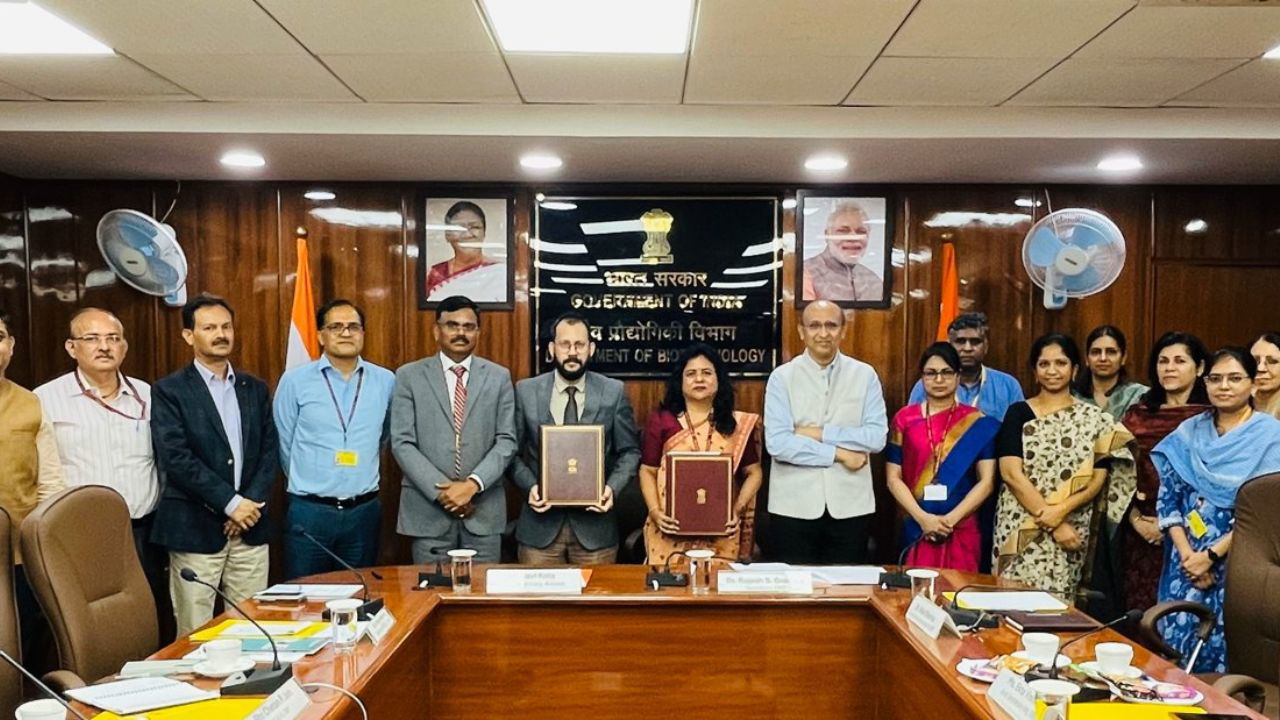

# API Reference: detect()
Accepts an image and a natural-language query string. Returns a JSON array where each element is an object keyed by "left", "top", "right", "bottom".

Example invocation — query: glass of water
[
  {"left": 448, "top": 548, "right": 476, "bottom": 593},
  {"left": 686, "top": 549, "right": 715, "bottom": 595},
  {"left": 326, "top": 598, "right": 362, "bottom": 653}
]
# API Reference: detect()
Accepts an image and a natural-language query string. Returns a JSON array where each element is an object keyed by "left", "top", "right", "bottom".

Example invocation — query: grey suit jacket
[
  {"left": 391, "top": 354, "right": 516, "bottom": 538},
  {"left": 511, "top": 370, "right": 640, "bottom": 551}
]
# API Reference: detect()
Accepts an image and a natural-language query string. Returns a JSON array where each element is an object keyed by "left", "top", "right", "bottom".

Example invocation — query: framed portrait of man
[
  {"left": 795, "top": 191, "right": 893, "bottom": 309},
  {"left": 417, "top": 195, "right": 515, "bottom": 309}
]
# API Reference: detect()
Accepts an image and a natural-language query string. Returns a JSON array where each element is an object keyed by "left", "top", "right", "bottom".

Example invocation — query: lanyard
[
  {"left": 322, "top": 366, "right": 365, "bottom": 442},
  {"left": 922, "top": 401, "right": 957, "bottom": 480},
  {"left": 683, "top": 413, "right": 716, "bottom": 452},
  {"left": 75, "top": 371, "right": 146, "bottom": 422}
]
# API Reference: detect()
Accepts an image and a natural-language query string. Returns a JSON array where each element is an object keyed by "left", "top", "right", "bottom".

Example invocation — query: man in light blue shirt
[
  {"left": 274, "top": 299, "right": 394, "bottom": 579},
  {"left": 907, "top": 312, "right": 1023, "bottom": 421}
]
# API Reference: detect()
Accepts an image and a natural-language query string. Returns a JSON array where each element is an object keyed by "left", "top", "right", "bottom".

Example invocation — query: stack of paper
[
  {"left": 952, "top": 591, "right": 1067, "bottom": 612},
  {"left": 66, "top": 677, "right": 218, "bottom": 715},
  {"left": 728, "top": 563, "right": 885, "bottom": 585},
  {"left": 254, "top": 583, "right": 361, "bottom": 601},
  {"left": 93, "top": 697, "right": 266, "bottom": 720}
]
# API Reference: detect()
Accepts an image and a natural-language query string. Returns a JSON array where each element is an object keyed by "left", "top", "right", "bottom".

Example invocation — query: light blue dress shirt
[
  {"left": 193, "top": 360, "right": 245, "bottom": 517},
  {"left": 764, "top": 351, "right": 889, "bottom": 467},
  {"left": 273, "top": 355, "right": 395, "bottom": 498},
  {"left": 908, "top": 364, "right": 1024, "bottom": 421}
]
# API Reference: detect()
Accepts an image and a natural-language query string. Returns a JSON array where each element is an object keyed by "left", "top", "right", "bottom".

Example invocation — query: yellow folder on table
[
  {"left": 93, "top": 697, "right": 264, "bottom": 720},
  {"left": 1069, "top": 702, "right": 1202, "bottom": 718},
  {"left": 189, "top": 619, "right": 326, "bottom": 643}
]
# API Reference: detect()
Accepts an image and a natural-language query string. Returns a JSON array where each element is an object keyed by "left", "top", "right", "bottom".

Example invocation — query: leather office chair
[
  {"left": 20, "top": 486, "right": 158, "bottom": 691},
  {"left": 0, "top": 508, "right": 23, "bottom": 720},
  {"left": 1139, "top": 472, "right": 1280, "bottom": 716}
]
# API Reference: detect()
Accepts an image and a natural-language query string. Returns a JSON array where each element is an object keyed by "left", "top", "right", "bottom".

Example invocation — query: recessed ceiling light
[
  {"left": 782, "top": 198, "right": 797, "bottom": 210},
  {"left": 520, "top": 153, "right": 563, "bottom": 171},
  {"left": 481, "top": 0, "right": 693, "bottom": 54},
  {"left": 1265, "top": 45, "right": 1280, "bottom": 60},
  {"left": 220, "top": 150, "right": 265, "bottom": 169},
  {"left": 804, "top": 154, "right": 848, "bottom": 172},
  {"left": 1184, "top": 219, "right": 1208, "bottom": 234},
  {"left": 304, "top": 190, "right": 335, "bottom": 201},
  {"left": 540, "top": 201, "right": 578, "bottom": 211},
  {"left": 1096, "top": 154, "right": 1143, "bottom": 173},
  {"left": 0, "top": 2, "right": 112, "bottom": 55}
]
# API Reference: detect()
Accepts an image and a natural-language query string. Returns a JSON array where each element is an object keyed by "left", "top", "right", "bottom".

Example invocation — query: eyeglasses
[
  {"left": 951, "top": 337, "right": 984, "bottom": 347},
  {"left": 922, "top": 369, "right": 957, "bottom": 380},
  {"left": 554, "top": 340, "right": 589, "bottom": 353},
  {"left": 323, "top": 323, "right": 364, "bottom": 335},
  {"left": 71, "top": 334, "right": 123, "bottom": 346},
  {"left": 804, "top": 321, "right": 841, "bottom": 333},
  {"left": 439, "top": 321, "right": 478, "bottom": 333},
  {"left": 1205, "top": 373, "right": 1249, "bottom": 386}
]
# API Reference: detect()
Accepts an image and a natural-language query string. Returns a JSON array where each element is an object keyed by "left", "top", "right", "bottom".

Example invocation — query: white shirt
[
  {"left": 439, "top": 354, "right": 487, "bottom": 490},
  {"left": 33, "top": 369, "right": 159, "bottom": 519}
]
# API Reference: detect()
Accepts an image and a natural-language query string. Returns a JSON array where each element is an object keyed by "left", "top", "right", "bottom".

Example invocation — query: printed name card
[
  {"left": 905, "top": 595, "right": 961, "bottom": 639},
  {"left": 716, "top": 571, "right": 813, "bottom": 594},
  {"left": 485, "top": 568, "right": 584, "bottom": 595},
  {"left": 245, "top": 678, "right": 310, "bottom": 720},
  {"left": 987, "top": 668, "right": 1036, "bottom": 720},
  {"left": 365, "top": 607, "right": 396, "bottom": 645}
]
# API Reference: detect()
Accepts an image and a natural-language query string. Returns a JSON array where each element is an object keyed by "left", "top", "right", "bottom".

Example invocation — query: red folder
[
  {"left": 540, "top": 425, "right": 604, "bottom": 506},
  {"left": 664, "top": 452, "right": 733, "bottom": 536}
]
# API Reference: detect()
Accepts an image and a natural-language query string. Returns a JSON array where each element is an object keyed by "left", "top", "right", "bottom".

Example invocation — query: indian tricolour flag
[{"left": 285, "top": 234, "right": 319, "bottom": 370}]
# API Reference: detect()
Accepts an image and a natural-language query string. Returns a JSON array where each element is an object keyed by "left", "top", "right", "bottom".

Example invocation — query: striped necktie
[{"left": 451, "top": 365, "right": 467, "bottom": 480}]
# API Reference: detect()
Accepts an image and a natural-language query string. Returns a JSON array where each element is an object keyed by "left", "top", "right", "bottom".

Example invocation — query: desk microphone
[
  {"left": 1049, "top": 609, "right": 1143, "bottom": 679},
  {"left": 417, "top": 546, "right": 473, "bottom": 589},
  {"left": 179, "top": 568, "right": 293, "bottom": 695},
  {"left": 646, "top": 551, "right": 690, "bottom": 589},
  {"left": 0, "top": 649, "right": 90, "bottom": 720},
  {"left": 879, "top": 534, "right": 926, "bottom": 589},
  {"left": 291, "top": 525, "right": 384, "bottom": 620}
]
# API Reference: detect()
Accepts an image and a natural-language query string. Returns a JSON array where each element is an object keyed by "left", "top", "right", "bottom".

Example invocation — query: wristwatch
[{"left": 1206, "top": 547, "right": 1223, "bottom": 564}]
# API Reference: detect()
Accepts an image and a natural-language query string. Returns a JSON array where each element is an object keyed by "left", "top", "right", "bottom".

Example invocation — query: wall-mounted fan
[
  {"left": 96, "top": 209, "right": 188, "bottom": 306},
  {"left": 1022, "top": 208, "right": 1126, "bottom": 309}
]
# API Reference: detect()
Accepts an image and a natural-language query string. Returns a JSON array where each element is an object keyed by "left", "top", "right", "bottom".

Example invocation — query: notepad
[
  {"left": 66, "top": 677, "right": 219, "bottom": 715},
  {"left": 255, "top": 583, "right": 361, "bottom": 600},
  {"left": 951, "top": 591, "right": 1068, "bottom": 612},
  {"left": 190, "top": 619, "right": 325, "bottom": 642}
]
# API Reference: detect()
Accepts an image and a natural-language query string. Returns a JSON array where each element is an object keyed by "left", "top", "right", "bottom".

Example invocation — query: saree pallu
[
  {"left": 644, "top": 411, "right": 759, "bottom": 566},
  {"left": 887, "top": 403, "right": 999, "bottom": 572}
]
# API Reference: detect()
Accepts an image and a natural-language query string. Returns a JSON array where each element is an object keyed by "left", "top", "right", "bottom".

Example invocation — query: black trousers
[
  {"left": 770, "top": 511, "right": 872, "bottom": 564},
  {"left": 133, "top": 514, "right": 176, "bottom": 644}
]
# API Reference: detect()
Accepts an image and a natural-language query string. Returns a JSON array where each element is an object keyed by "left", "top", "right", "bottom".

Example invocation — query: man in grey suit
[
  {"left": 391, "top": 295, "right": 516, "bottom": 564},
  {"left": 512, "top": 311, "right": 640, "bottom": 565}
]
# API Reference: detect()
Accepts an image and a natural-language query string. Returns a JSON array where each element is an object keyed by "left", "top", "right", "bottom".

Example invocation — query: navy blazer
[{"left": 150, "top": 364, "right": 279, "bottom": 554}]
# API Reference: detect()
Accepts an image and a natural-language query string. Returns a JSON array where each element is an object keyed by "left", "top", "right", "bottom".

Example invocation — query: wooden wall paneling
[
  {"left": 0, "top": 176, "right": 30, "bottom": 387},
  {"left": 1152, "top": 188, "right": 1235, "bottom": 261},
  {"left": 1152, "top": 262, "right": 1280, "bottom": 352},
  {"left": 23, "top": 185, "right": 86, "bottom": 387},
  {"left": 1230, "top": 187, "right": 1280, "bottom": 260}
]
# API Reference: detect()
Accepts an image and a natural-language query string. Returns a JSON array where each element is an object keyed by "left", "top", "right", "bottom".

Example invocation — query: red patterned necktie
[{"left": 451, "top": 365, "right": 467, "bottom": 480}]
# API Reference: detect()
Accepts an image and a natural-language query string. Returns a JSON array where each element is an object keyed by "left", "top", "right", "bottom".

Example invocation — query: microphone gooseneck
[
  {"left": 181, "top": 568, "right": 281, "bottom": 671},
  {"left": 0, "top": 649, "right": 90, "bottom": 720},
  {"left": 291, "top": 524, "right": 371, "bottom": 601},
  {"left": 180, "top": 568, "right": 295, "bottom": 695},
  {"left": 1049, "top": 609, "right": 1143, "bottom": 679}
]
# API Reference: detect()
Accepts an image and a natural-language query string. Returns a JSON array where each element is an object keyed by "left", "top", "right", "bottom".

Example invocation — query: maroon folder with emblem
[
  {"left": 665, "top": 452, "right": 733, "bottom": 536},
  {"left": 540, "top": 425, "right": 604, "bottom": 506}
]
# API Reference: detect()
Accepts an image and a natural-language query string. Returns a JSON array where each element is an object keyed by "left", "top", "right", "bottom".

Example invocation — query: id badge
[
  {"left": 1186, "top": 510, "right": 1208, "bottom": 539},
  {"left": 334, "top": 450, "right": 359, "bottom": 468},
  {"left": 923, "top": 484, "right": 948, "bottom": 502}
]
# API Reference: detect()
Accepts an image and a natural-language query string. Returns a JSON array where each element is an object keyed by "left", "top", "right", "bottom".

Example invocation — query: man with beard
[
  {"left": 391, "top": 295, "right": 516, "bottom": 564},
  {"left": 151, "top": 295, "right": 278, "bottom": 635},
  {"left": 802, "top": 201, "right": 884, "bottom": 303},
  {"left": 35, "top": 307, "right": 169, "bottom": 638},
  {"left": 275, "top": 299, "right": 395, "bottom": 578},
  {"left": 512, "top": 311, "right": 640, "bottom": 565}
]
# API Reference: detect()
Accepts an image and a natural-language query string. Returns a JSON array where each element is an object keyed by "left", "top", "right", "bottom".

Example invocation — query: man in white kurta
[{"left": 764, "top": 300, "right": 887, "bottom": 564}]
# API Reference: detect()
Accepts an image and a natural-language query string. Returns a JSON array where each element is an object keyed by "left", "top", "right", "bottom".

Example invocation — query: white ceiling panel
[
  {"left": 1169, "top": 60, "right": 1280, "bottom": 108},
  {"left": 0, "top": 57, "right": 192, "bottom": 101},
  {"left": 693, "top": 0, "right": 915, "bottom": 56},
  {"left": 846, "top": 57, "right": 1053, "bottom": 106},
  {"left": 684, "top": 54, "right": 873, "bottom": 105},
  {"left": 506, "top": 55, "right": 686, "bottom": 104},
  {"left": 887, "top": 0, "right": 1134, "bottom": 59},
  {"left": 257, "top": 0, "right": 494, "bottom": 54},
  {"left": 132, "top": 55, "right": 358, "bottom": 102},
  {"left": 36, "top": 0, "right": 301, "bottom": 55},
  {"left": 1007, "top": 58, "right": 1242, "bottom": 107},
  {"left": 322, "top": 53, "right": 518, "bottom": 102},
  {"left": 1077, "top": 6, "right": 1280, "bottom": 59},
  {"left": 0, "top": 82, "right": 40, "bottom": 101}
]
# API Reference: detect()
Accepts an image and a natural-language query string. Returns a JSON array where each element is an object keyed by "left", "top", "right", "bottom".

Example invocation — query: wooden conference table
[{"left": 83, "top": 565, "right": 1265, "bottom": 719}]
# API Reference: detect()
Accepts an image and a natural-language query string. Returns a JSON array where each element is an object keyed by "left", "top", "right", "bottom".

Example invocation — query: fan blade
[
  {"left": 1027, "top": 226, "right": 1062, "bottom": 266},
  {"left": 145, "top": 256, "right": 180, "bottom": 287},
  {"left": 1068, "top": 223, "right": 1109, "bottom": 249},
  {"left": 1062, "top": 266, "right": 1101, "bottom": 293}
]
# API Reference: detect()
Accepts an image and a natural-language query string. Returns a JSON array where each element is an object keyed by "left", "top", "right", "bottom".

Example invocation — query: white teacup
[
  {"left": 1021, "top": 632, "right": 1061, "bottom": 665},
  {"left": 15, "top": 698, "right": 67, "bottom": 720},
  {"left": 202, "top": 638, "right": 242, "bottom": 670},
  {"left": 1094, "top": 642, "right": 1135, "bottom": 674}
]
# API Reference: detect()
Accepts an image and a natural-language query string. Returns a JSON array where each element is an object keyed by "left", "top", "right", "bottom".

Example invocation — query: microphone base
[
  {"left": 417, "top": 570, "right": 453, "bottom": 589},
  {"left": 321, "top": 596, "right": 384, "bottom": 622},
  {"left": 221, "top": 663, "right": 294, "bottom": 695},
  {"left": 878, "top": 571, "right": 911, "bottom": 589},
  {"left": 645, "top": 571, "right": 688, "bottom": 589},
  {"left": 944, "top": 607, "right": 1001, "bottom": 630}
]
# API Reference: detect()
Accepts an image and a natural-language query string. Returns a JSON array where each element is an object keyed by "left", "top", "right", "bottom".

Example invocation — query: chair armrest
[
  {"left": 1212, "top": 673, "right": 1268, "bottom": 711},
  {"left": 623, "top": 527, "right": 645, "bottom": 565},
  {"left": 1139, "top": 600, "right": 1215, "bottom": 662},
  {"left": 41, "top": 669, "right": 86, "bottom": 692}
]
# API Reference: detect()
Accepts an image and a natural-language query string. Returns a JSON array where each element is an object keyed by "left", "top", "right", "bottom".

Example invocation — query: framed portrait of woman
[
  {"left": 795, "top": 191, "right": 893, "bottom": 309},
  {"left": 417, "top": 194, "right": 515, "bottom": 309}
]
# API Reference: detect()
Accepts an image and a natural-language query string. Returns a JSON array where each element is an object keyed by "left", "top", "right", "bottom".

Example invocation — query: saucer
[
  {"left": 1011, "top": 650, "right": 1070, "bottom": 669},
  {"left": 955, "top": 658, "right": 998, "bottom": 684},
  {"left": 1079, "top": 660, "right": 1142, "bottom": 679},
  {"left": 193, "top": 657, "right": 255, "bottom": 678}
]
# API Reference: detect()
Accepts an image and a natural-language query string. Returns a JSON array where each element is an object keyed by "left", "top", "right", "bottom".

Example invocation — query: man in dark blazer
[
  {"left": 151, "top": 294, "right": 278, "bottom": 636},
  {"left": 512, "top": 311, "right": 640, "bottom": 565},
  {"left": 391, "top": 295, "right": 516, "bottom": 565}
]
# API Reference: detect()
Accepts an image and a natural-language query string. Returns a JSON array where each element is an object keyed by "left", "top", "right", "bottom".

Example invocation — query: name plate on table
[
  {"left": 540, "top": 425, "right": 604, "bottom": 506},
  {"left": 246, "top": 678, "right": 310, "bottom": 720},
  {"left": 365, "top": 607, "right": 396, "bottom": 645},
  {"left": 665, "top": 452, "right": 733, "bottom": 536},
  {"left": 987, "top": 668, "right": 1036, "bottom": 720},
  {"left": 486, "top": 568, "right": 584, "bottom": 595},
  {"left": 717, "top": 571, "right": 813, "bottom": 594},
  {"left": 906, "top": 595, "right": 961, "bottom": 639}
]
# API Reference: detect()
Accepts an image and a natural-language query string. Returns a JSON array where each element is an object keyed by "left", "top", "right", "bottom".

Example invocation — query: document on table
[
  {"left": 66, "top": 677, "right": 218, "bottom": 715},
  {"left": 729, "top": 563, "right": 885, "bottom": 585},
  {"left": 953, "top": 591, "right": 1068, "bottom": 612},
  {"left": 255, "top": 583, "right": 361, "bottom": 600},
  {"left": 216, "top": 621, "right": 313, "bottom": 637}
]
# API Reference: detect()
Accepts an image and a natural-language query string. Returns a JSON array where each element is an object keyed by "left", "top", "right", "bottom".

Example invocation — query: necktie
[
  {"left": 564, "top": 386, "right": 579, "bottom": 425},
  {"left": 451, "top": 365, "right": 467, "bottom": 480}
]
